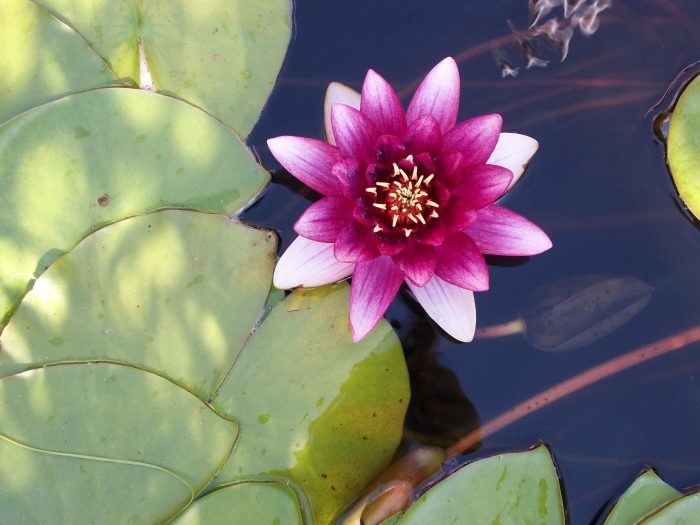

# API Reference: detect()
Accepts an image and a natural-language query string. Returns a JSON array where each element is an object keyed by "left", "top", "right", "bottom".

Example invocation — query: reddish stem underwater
[{"left": 447, "top": 324, "right": 700, "bottom": 455}]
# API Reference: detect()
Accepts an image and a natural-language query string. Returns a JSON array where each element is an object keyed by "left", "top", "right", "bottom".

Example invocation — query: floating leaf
[
  {"left": 0, "top": 363, "right": 237, "bottom": 524},
  {"left": 0, "top": 0, "right": 119, "bottom": 125},
  {"left": 0, "top": 210, "right": 408, "bottom": 523},
  {"left": 394, "top": 445, "right": 565, "bottom": 525},
  {"left": 172, "top": 482, "right": 304, "bottom": 525},
  {"left": 668, "top": 74, "right": 700, "bottom": 221},
  {"left": 638, "top": 490, "right": 700, "bottom": 524},
  {"left": 522, "top": 274, "right": 652, "bottom": 351},
  {"left": 603, "top": 469, "right": 681, "bottom": 525},
  {"left": 0, "top": 88, "right": 269, "bottom": 326},
  {"left": 34, "top": 0, "right": 292, "bottom": 136}
]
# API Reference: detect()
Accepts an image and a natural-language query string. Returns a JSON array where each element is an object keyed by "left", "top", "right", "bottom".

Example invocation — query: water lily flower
[{"left": 269, "top": 57, "right": 552, "bottom": 342}]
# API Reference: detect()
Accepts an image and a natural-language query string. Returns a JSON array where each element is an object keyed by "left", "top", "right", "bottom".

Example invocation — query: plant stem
[{"left": 447, "top": 324, "right": 700, "bottom": 455}]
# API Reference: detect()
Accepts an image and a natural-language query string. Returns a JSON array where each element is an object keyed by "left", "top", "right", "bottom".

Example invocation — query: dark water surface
[{"left": 245, "top": 1, "right": 700, "bottom": 522}]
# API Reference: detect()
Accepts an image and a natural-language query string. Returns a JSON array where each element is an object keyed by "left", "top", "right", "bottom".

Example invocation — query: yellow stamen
[
  {"left": 373, "top": 203, "right": 387, "bottom": 210},
  {"left": 405, "top": 154, "right": 414, "bottom": 163},
  {"left": 376, "top": 181, "right": 390, "bottom": 188},
  {"left": 431, "top": 211, "right": 439, "bottom": 218},
  {"left": 408, "top": 214, "right": 418, "bottom": 224},
  {"left": 392, "top": 215, "right": 399, "bottom": 227},
  {"left": 426, "top": 200, "right": 440, "bottom": 208},
  {"left": 417, "top": 213, "right": 426, "bottom": 224},
  {"left": 373, "top": 224, "right": 383, "bottom": 233},
  {"left": 393, "top": 163, "right": 400, "bottom": 176},
  {"left": 416, "top": 175, "right": 424, "bottom": 187},
  {"left": 404, "top": 228, "right": 412, "bottom": 237},
  {"left": 400, "top": 169, "right": 409, "bottom": 182},
  {"left": 411, "top": 166, "right": 418, "bottom": 180},
  {"left": 392, "top": 180, "right": 402, "bottom": 188},
  {"left": 424, "top": 173, "right": 434, "bottom": 184},
  {"left": 416, "top": 203, "right": 423, "bottom": 211},
  {"left": 388, "top": 192, "right": 396, "bottom": 199},
  {"left": 365, "top": 187, "right": 377, "bottom": 194}
]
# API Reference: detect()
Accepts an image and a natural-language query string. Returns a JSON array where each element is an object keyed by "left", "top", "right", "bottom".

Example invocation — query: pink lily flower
[{"left": 268, "top": 57, "right": 552, "bottom": 342}]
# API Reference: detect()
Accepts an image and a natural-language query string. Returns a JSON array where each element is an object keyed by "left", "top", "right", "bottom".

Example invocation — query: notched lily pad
[
  {"left": 0, "top": 363, "right": 238, "bottom": 524},
  {"left": 34, "top": 0, "right": 292, "bottom": 136},
  {"left": 603, "top": 469, "right": 681, "bottom": 525},
  {"left": 638, "top": 489, "right": 700, "bottom": 524},
  {"left": 0, "top": 87, "right": 269, "bottom": 326},
  {"left": 668, "top": 74, "right": 700, "bottom": 221}
]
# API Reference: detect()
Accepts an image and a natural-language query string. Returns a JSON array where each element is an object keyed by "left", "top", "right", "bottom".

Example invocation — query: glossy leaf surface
[
  {"left": 0, "top": 0, "right": 119, "bottom": 125},
  {"left": 34, "top": 0, "right": 292, "bottom": 136},
  {"left": 639, "top": 490, "right": 700, "bottom": 524},
  {"left": 668, "top": 74, "right": 700, "bottom": 221},
  {"left": 0, "top": 88, "right": 268, "bottom": 326},
  {"left": 395, "top": 445, "right": 565, "bottom": 525}
]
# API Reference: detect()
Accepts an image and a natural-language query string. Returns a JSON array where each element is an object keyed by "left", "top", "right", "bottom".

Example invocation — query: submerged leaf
[{"left": 522, "top": 274, "right": 652, "bottom": 351}]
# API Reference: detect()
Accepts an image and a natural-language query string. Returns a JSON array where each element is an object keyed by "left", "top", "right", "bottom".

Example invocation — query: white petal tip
[{"left": 324, "top": 82, "right": 361, "bottom": 146}]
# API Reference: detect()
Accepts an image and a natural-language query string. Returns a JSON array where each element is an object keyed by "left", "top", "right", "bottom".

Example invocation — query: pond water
[{"left": 244, "top": 1, "right": 700, "bottom": 522}]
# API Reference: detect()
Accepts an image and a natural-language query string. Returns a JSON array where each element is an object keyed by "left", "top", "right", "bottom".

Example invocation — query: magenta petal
[
  {"left": 333, "top": 158, "right": 365, "bottom": 198},
  {"left": 294, "top": 197, "right": 354, "bottom": 242},
  {"left": 403, "top": 115, "right": 442, "bottom": 156},
  {"left": 443, "top": 197, "right": 478, "bottom": 233},
  {"left": 435, "top": 233, "right": 489, "bottom": 291},
  {"left": 361, "top": 69, "right": 407, "bottom": 136},
  {"left": 407, "top": 276, "right": 476, "bottom": 342},
  {"left": 375, "top": 135, "right": 407, "bottom": 164},
  {"left": 435, "top": 150, "right": 464, "bottom": 188},
  {"left": 407, "top": 57, "right": 460, "bottom": 133},
  {"left": 414, "top": 219, "right": 447, "bottom": 246},
  {"left": 334, "top": 221, "right": 380, "bottom": 262},
  {"left": 268, "top": 136, "right": 342, "bottom": 196},
  {"left": 273, "top": 236, "right": 354, "bottom": 289},
  {"left": 442, "top": 114, "right": 502, "bottom": 166},
  {"left": 452, "top": 165, "right": 513, "bottom": 208},
  {"left": 350, "top": 256, "right": 404, "bottom": 341},
  {"left": 392, "top": 243, "right": 437, "bottom": 286},
  {"left": 331, "top": 104, "right": 381, "bottom": 164},
  {"left": 465, "top": 205, "right": 553, "bottom": 256}
]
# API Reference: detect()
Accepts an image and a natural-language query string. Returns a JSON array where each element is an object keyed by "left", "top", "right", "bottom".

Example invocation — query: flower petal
[
  {"left": 350, "top": 256, "right": 404, "bottom": 341},
  {"left": 452, "top": 164, "right": 513, "bottom": 208},
  {"left": 487, "top": 133, "right": 539, "bottom": 190},
  {"left": 407, "top": 57, "right": 460, "bottom": 133},
  {"left": 465, "top": 204, "right": 553, "bottom": 256},
  {"left": 331, "top": 104, "right": 381, "bottom": 164},
  {"left": 268, "top": 136, "right": 341, "bottom": 196},
  {"left": 443, "top": 197, "right": 478, "bottom": 233},
  {"left": 442, "top": 114, "right": 502, "bottom": 166},
  {"left": 334, "top": 221, "right": 380, "bottom": 262},
  {"left": 273, "top": 236, "right": 354, "bottom": 289},
  {"left": 361, "top": 69, "right": 406, "bottom": 136},
  {"left": 324, "top": 82, "right": 361, "bottom": 145},
  {"left": 333, "top": 158, "right": 365, "bottom": 198},
  {"left": 403, "top": 115, "right": 442, "bottom": 155},
  {"left": 294, "top": 197, "right": 354, "bottom": 242},
  {"left": 435, "top": 150, "right": 464, "bottom": 187},
  {"left": 392, "top": 243, "right": 437, "bottom": 286},
  {"left": 435, "top": 233, "right": 489, "bottom": 291},
  {"left": 407, "top": 276, "right": 476, "bottom": 342}
]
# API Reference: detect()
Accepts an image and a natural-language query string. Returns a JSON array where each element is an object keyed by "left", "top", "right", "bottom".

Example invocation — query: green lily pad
[
  {"left": 34, "top": 0, "right": 291, "bottom": 137},
  {"left": 0, "top": 210, "right": 408, "bottom": 524},
  {"left": 0, "top": 362, "right": 237, "bottom": 524},
  {"left": 668, "top": 74, "right": 700, "bottom": 221},
  {"left": 639, "top": 490, "right": 700, "bottom": 524},
  {"left": 0, "top": 0, "right": 120, "bottom": 125},
  {"left": 603, "top": 469, "right": 681, "bottom": 525},
  {"left": 395, "top": 445, "right": 565, "bottom": 525},
  {"left": 172, "top": 482, "right": 305, "bottom": 525},
  {"left": 0, "top": 87, "right": 268, "bottom": 326}
]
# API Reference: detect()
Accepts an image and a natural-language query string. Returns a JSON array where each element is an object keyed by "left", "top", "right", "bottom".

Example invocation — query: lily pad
[
  {"left": 0, "top": 210, "right": 408, "bottom": 524},
  {"left": 603, "top": 469, "right": 681, "bottom": 525},
  {"left": 172, "top": 482, "right": 305, "bottom": 525},
  {"left": 0, "top": 0, "right": 119, "bottom": 125},
  {"left": 668, "top": 74, "right": 700, "bottom": 221},
  {"left": 395, "top": 445, "right": 565, "bottom": 525},
  {"left": 0, "top": 87, "right": 269, "bottom": 326},
  {"left": 639, "top": 490, "right": 700, "bottom": 524},
  {"left": 0, "top": 363, "right": 237, "bottom": 524},
  {"left": 34, "top": 0, "right": 292, "bottom": 136}
]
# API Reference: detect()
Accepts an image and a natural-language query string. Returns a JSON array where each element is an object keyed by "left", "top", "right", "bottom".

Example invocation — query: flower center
[{"left": 365, "top": 155, "right": 440, "bottom": 237}]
